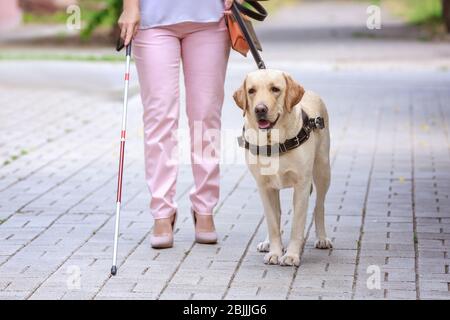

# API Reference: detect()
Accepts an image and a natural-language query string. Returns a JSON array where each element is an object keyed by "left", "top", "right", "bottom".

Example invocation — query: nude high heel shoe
[
  {"left": 191, "top": 209, "right": 218, "bottom": 244},
  {"left": 150, "top": 212, "right": 177, "bottom": 249}
]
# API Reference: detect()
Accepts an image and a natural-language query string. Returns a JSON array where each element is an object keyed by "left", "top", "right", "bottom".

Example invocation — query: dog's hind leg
[{"left": 312, "top": 153, "right": 333, "bottom": 249}]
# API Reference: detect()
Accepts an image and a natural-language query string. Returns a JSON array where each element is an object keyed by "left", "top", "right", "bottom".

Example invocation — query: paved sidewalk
[{"left": 0, "top": 1, "right": 449, "bottom": 300}]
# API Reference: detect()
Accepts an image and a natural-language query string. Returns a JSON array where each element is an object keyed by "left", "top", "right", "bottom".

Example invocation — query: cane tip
[{"left": 111, "top": 266, "right": 117, "bottom": 276}]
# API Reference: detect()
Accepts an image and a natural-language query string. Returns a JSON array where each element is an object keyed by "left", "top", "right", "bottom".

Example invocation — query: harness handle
[{"left": 234, "top": 0, "right": 268, "bottom": 22}]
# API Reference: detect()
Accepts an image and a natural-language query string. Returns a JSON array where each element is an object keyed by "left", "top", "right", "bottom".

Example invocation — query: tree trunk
[{"left": 444, "top": 0, "right": 450, "bottom": 32}]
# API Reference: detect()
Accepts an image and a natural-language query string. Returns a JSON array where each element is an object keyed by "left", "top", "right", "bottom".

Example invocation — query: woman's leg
[
  {"left": 133, "top": 27, "right": 181, "bottom": 223},
  {"left": 180, "top": 19, "right": 230, "bottom": 220}
]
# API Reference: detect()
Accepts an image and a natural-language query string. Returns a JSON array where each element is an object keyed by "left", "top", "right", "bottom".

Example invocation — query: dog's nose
[{"left": 255, "top": 104, "right": 268, "bottom": 116}]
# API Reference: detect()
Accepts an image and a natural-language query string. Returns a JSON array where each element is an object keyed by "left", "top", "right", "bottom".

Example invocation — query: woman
[{"left": 118, "top": 0, "right": 235, "bottom": 248}]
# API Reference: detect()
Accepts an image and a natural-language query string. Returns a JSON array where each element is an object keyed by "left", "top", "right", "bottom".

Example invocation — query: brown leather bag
[{"left": 225, "top": 0, "right": 267, "bottom": 57}]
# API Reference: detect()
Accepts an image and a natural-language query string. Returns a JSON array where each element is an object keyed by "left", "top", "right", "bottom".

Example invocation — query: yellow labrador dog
[{"left": 233, "top": 69, "right": 333, "bottom": 266}]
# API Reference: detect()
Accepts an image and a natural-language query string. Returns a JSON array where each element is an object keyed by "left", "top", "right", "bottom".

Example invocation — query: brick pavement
[
  {"left": 0, "top": 66, "right": 449, "bottom": 300},
  {"left": 0, "top": 0, "right": 450, "bottom": 300}
]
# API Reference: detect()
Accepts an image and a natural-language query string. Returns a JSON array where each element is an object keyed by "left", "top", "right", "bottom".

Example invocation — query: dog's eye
[
  {"left": 271, "top": 87, "right": 281, "bottom": 93},
  {"left": 248, "top": 88, "right": 256, "bottom": 95}
]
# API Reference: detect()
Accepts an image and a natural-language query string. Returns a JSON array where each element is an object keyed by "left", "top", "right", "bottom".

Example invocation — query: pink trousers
[{"left": 133, "top": 18, "right": 230, "bottom": 219}]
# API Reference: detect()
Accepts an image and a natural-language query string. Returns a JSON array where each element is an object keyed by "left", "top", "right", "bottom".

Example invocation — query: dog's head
[{"left": 233, "top": 69, "right": 305, "bottom": 130}]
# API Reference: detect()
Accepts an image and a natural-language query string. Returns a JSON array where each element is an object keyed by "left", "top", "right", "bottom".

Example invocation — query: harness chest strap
[{"left": 237, "top": 110, "right": 325, "bottom": 156}]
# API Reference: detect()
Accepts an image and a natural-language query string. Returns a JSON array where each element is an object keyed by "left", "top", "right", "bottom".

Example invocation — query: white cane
[{"left": 111, "top": 42, "right": 132, "bottom": 276}]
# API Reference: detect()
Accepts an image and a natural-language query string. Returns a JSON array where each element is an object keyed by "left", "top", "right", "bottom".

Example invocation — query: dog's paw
[
  {"left": 314, "top": 238, "right": 333, "bottom": 249},
  {"left": 257, "top": 240, "right": 270, "bottom": 252},
  {"left": 279, "top": 253, "right": 300, "bottom": 267},
  {"left": 264, "top": 251, "right": 282, "bottom": 265}
]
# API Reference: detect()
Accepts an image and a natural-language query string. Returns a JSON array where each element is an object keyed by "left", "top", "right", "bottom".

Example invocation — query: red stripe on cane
[
  {"left": 116, "top": 140, "right": 126, "bottom": 202},
  {"left": 121, "top": 130, "right": 126, "bottom": 139},
  {"left": 125, "top": 73, "right": 130, "bottom": 81}
]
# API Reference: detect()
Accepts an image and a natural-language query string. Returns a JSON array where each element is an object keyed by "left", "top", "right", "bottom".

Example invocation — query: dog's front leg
[
  {"left": 280, "top": 179, "right": 311, "bottom": 267},
  {"left": 258, "top": 186, "right": 283, "bottom": 265}
]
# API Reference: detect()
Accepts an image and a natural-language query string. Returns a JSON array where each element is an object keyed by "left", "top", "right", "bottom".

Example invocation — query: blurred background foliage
[
  {"left": 80, "top": 0, "right": 121, "bottom": 39},
  {"left": 22, "top": 0, "right": 266, "bottom": 40},
  {"left": 384, "top": 0, "right": 443, "bottom": 25},
  {"left": 22, "top": 0, "right": 120, "bottom": 38},
  {"left": 21, "top": 0, "right": 450, "bottom": 38}
]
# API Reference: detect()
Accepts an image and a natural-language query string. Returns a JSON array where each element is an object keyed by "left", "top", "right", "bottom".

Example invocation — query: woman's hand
[
  {"left": 224, "top": 0, "right": 234, "bottom": 10},
  {"left": 225, "top": 0, "right": 244, "bottom": 10},
  {"left": 118, "top": 0, "right": 140, "bottom": 46}
]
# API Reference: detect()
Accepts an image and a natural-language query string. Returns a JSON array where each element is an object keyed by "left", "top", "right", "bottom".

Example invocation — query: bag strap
[
  {"left": 231, "top": 1, "right": 267, "bottom": 69},
  {"left": 234, "top": 0, "right": 268, "bottom": 22}
]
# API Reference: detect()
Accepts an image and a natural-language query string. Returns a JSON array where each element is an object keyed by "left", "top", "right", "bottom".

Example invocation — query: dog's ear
[
  {"left": 283, "top": 73, "right": 305, "bottom": 113},
  {"left": 233, "top": 78, "right": 248, "bottom": 117}
]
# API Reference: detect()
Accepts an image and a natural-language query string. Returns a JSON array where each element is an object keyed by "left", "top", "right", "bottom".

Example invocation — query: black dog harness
[{"left": 237, "top": 110, "right": 325, "bottom": 157}]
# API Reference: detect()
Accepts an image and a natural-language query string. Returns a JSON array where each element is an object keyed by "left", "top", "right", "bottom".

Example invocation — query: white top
[{"left": 139, "top": 0, "right": 225, "bottom": 29}]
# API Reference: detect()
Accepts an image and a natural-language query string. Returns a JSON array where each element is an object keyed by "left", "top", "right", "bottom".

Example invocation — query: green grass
[
  {"left": 406, "top": 0, "right": 442, "bottom": 25},
  {"left": 22, "top": 5, "right": 115, "bottom": 28},
  {"left": 387, "top": 0, "right": 443, "bottom": 25},
  {"left": 23, "top": 11, "right": 68, "bottom": 24}
]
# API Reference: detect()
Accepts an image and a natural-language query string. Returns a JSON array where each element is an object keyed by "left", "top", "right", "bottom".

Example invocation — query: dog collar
[{"left": 237, "top": 110, "right": 325, "bottom": 157}]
